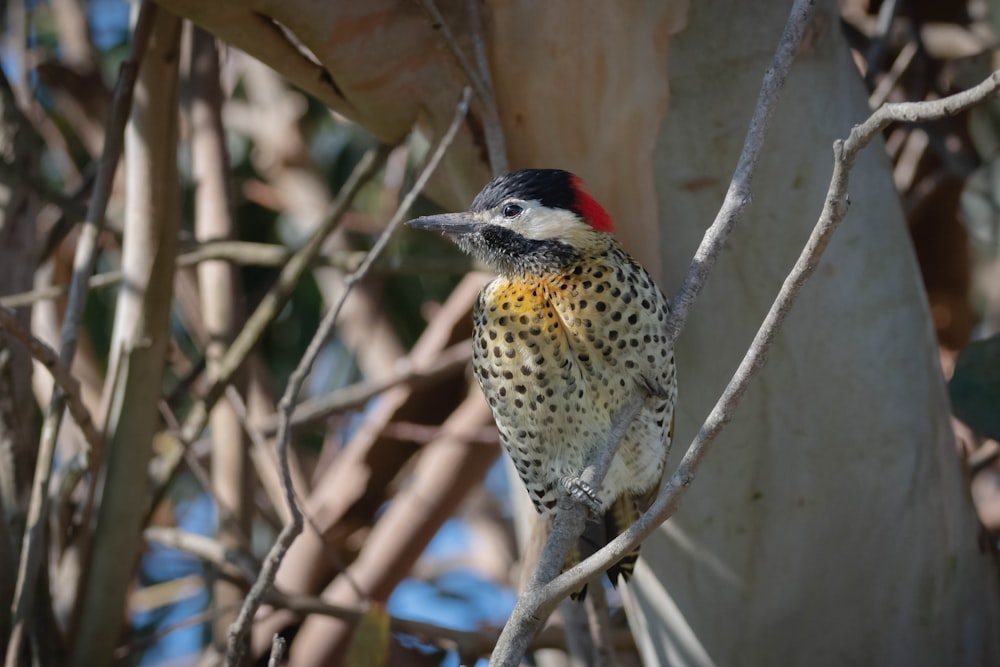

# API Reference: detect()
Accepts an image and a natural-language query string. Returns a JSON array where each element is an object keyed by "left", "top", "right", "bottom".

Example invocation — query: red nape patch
[{"left": 570, "top": 176, "right": 615, "bottom": 232}]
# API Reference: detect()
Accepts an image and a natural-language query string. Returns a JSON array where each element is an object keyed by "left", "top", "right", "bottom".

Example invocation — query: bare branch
[
  {"left": 664, "top": 0, "right": 816, "bottom": 342},
  {"left": 5, "top": 4, "right": 157, "bottom": 664},
  {"left": 584, "top": 582, "right": 618, "bottom": 667},
  {"left": 144, "top": 527, "right": 258, "bottom": 583},
  {"left": 266, "top": 635, "right": 286, "bottom": 667},
  {"left": 68, "top": 8, "right": 184, "bottom": 665},
  {"left": 0, "top": 306, "right": 100, "bottom": 457},
  {"left": 179, "top": 143, "right": 392, "bottom": 447},
  {"left": 416, "top": 0, "right": 488, "bottom": 104},
  {"left": 225, "top": 385, "right": 365, "bottom": 597},
  {"left": 145, "top": 525, "right": 635, "bottom": 659},
  {"left": 417, "top": 0, "right": 507, "bottom": 174},
  {"left": 190, "top": 26, "right": 251, "bottom": 648},
  {"left": 257, "top": 341, "right": 472, "bottom": 435},
  {"left": 0, "top": 242, "right": 474, "bottom": 309},
  {"left": 225, "top": 87, "right": 472, "bottom": 666},
  {"left": 515, "top": 67, "right": 1000, "bottom": 634}
]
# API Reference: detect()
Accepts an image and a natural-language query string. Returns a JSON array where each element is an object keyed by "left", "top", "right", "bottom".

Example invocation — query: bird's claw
[{"left": 560, "top": 476, "right": 603, "bottom": 517}]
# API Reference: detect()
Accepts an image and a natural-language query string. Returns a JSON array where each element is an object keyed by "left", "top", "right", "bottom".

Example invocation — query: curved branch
[
  {"left": 506, "top": 68, "right": 1000, "bottom": 653},
  {"left": 664, "top": 0, "right": 817, "bottom": 341},
  {"left": 225, "top": 87, "right": 472, "bottom": 666},
  {"left": 0, "top": 306, "right": 101, "bottom": 457},
  {"left": 489, "top": 0, "right": 819, "bottom": 663}
]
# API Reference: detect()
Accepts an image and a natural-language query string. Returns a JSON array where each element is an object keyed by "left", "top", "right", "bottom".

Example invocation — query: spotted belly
[{"left": 472, "top": 266, "right": 675, "bottom": 518}]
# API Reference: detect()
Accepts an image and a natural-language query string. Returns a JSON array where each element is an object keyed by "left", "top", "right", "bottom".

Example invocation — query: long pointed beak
[{"left": 406, "top": 212, "right": 478, "bottom": 235}]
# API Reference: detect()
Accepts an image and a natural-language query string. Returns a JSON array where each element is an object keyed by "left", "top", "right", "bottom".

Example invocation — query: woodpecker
[{"left": 408, "top": 169, "right": 676, "bottom": 594}]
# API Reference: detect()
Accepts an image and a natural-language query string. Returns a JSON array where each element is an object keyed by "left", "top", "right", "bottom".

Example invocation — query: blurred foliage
[
  {"left": 950, "top": 334, "right": 1000, "bottom": 441},
  {"left": 6, "top": 0, "right": 1000, "bottom": 664},
  {"left": 345, "top": 602, "right": 391, "bottom": 667}
]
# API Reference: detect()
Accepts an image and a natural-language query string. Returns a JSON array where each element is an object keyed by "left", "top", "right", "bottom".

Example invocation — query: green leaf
[
  {"left": 949, "top": 334, "right": 1000, "bottom": 440},
  {"left": 345, "top": 602, "right": 390, "bottom": 667}
]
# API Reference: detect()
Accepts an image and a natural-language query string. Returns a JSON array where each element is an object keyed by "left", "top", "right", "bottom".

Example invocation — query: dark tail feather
[{"left": 566, "top": 494, "right": 642, "bottom": 600}]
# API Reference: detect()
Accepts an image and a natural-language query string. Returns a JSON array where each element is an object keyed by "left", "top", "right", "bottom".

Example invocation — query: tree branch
[
  {"left": 0, "top": 242, "right": 474, "bottom": 309},
  {"left": 417, "top": 0, "right": 508, "bottom": 174},
  {"left": 144, "top": 526, "right": 635, "bottom": 659},
  {"left": 225, "top": 86, "right": 472, "bottom": 666},
  {"left": 0, "top": 306, "right": 100, "bottom": 458},
  {"left": 256, "top": 340, "right": 472, "bottom": 435},
  {"left": 497, "top": 67, "right": 1000, "bottom": 662},
  {"left": 179, "top": 143, "right": 392, "bottom": 447},
  {"left": 664, "top": 0, "right": 817, "bottom": 342},
  {"left": 4, "top": 4, "right": 157, "bottom": 664}
]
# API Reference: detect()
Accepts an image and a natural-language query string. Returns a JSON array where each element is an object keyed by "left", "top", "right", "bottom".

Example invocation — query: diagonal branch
[
  {"left": 257, "top": 340, "right": 472, "bottom": 434},
  {"left": 0, "top": 306, "right": 100, "bottom": 457},
  {"left": 417, "top": 0, "right": 507, "bottom": 175},
  {"left": 225, "top": 86, "right": 472, "bottom": 666},
  {"left": 4, "top": 5, "right": 157, "bottom": 665},
  {"left": 664, "top": 0, "right": 817, "bottom": 342},
  {"left": 179, "top": 142, "right": 392, "bottom": 447},
  {"left": 488, "top": 1, "right": 818, "bottom": 664},
  {"left": 498, "top": 68, "right": 1000, "bottom": 662}
]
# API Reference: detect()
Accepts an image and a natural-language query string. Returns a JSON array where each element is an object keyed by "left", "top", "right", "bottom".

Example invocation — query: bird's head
[{"left": 407, "top": 169, "right": 615, "bottom": 276}]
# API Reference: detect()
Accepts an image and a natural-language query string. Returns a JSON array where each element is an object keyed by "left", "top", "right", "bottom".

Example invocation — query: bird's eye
[{"left": 502, "top": 204, "right": 523, "bottom": 219}]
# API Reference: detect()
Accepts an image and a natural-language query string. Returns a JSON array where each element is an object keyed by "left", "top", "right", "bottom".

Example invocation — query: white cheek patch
[{"left": 508, "top": 208, "right": 583, "bottom": 241}]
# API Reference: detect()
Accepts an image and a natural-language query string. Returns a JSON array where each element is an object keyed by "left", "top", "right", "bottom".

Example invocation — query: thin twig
[
  {"left": 664, "top": 0, "right": 816, "bottom": 342},
  {"left": 0, "top": 306, "right": 101, "bottom": 456},
  {"left": 864, "top": 0, "right": 900, "bottom": 88},
  {"left": 417, "top": 0, "right": 488, "bottom": 101},
  {"left": 180, "top": 144, "right": 392, "bottom": 447},
  {"left": 257, "top": 340, "right": 472, "bottom": 435},
  {"left": 4, "top": 5, "right": 157, "bottom": 665},
  {"left": 584, "top": 583, "right": 617, "bottom": 667},
  {"left": 225, "top": 385, "right": 367, "bottom": 600},
  {"left": 142, "top": 523, "right": 635, "bottom": 658},
  {"left": 0, "top": 242, "right": 475, "bottom": 309},
  {"left": 418, "top": 0, "right": 508, "bottom": 174},
  {"left": 267, "top": 635, "right": 286, "bottom": 667},
  {"left": 144, "top": 526, "right": 259, "bottom": 582},
  {"left": 225, "top": 87, "right": 472, "bottom": 666},
  {"left": 501, "top": 69, "right": 1000, "bottom": 652},
  {"left": 465, "top": 0, "right": 507, "bottom": 175}
]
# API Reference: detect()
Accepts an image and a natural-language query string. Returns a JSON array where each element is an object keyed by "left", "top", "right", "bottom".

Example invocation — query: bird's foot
[{"left": 560, "top": 476, "right": 603, "bottom": 518}]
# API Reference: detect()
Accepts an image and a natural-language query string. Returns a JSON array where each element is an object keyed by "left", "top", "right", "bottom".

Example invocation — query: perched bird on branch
[{"left": 408, "top": 169, "right": 676, "bottom": 596}]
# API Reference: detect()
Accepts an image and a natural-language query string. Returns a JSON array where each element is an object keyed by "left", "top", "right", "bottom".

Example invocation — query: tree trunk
[
  {"left": 152, "top": 0, "right": 1000, "bottom": 663},
  {"left": 626, "top": 2, "right": 1000, "bottom": 665}
]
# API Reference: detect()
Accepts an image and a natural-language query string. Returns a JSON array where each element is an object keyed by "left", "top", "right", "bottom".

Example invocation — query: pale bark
[
  {"left": 0, "top": 68, "right": 38, "bottom": 650},
  {"left": 191, "top": 27, "right": 252, "bottom": 651},
  {"left": 288, "top": 389, "right": 497, "bottom": 666},
  {"left": 628, "top": 2, "right": 1000, "bottom": 665},
  {"left": 67, "top": 9, "right": 182, "bottom": 666},
  {"left": 249, "top": 273, "right": 489, "bottom": 658},
  {"left": 152, "top": 0, "right": 1000, "bottom": 663}
]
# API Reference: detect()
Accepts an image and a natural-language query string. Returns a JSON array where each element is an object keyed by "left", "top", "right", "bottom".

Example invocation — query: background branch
[
  {"left": 225, "top": 87, "right": 471, "bottom": 666},
  {"left": 179, "top": 143, "right": 391, "bottom": 447},
  {"left": 4, "top": 5, "right": 157, "bottom": 664},
  {"left": 489, "top": 1, "right": 817, "bottom": 663},
  {"left": 664, "top": 0, "right": 816, "bottom": 341},
  {"left": 0, "top": 306, "right": 100, "bottom": 457},
  {"left": 518, "top": 67, "right": 1000, "bottom": 629}
]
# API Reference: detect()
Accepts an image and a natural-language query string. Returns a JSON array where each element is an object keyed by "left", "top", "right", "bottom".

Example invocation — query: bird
[{"left": 407, "top": 169, "right": 676, "bottom": 596}]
